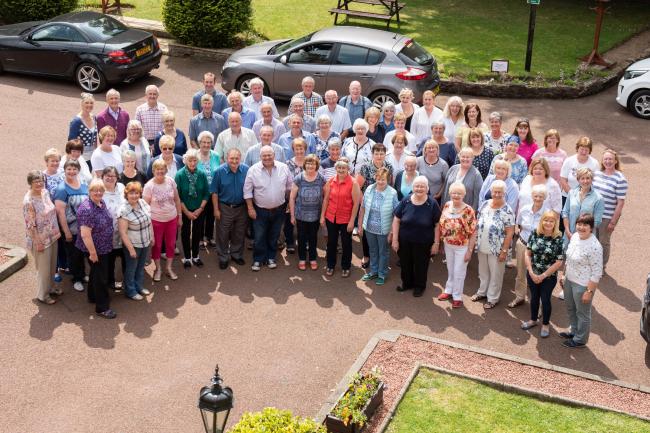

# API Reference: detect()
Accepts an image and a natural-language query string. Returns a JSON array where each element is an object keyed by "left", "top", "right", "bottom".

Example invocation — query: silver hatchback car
[{"left": 221, "top": 26, "right": 440, "bottom": 106}]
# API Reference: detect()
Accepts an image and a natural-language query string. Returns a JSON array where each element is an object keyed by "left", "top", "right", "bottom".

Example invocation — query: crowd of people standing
[{"left": 23, "top": 72, "right": 628, "bottom": 349}]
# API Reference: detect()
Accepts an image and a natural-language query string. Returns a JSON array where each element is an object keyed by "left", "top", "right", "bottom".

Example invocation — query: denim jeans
[
  {"left": 365, "top": 231, "right": 389, "bottom": 278},
  {"left": 252, "top": 204, "right": 286, "bottom": 263},
  {"left": 563, "top": 278, "right": 594, "bottom": 344},
  {"left": 528, "top": 273, "right": 556, "bottom": 325},
  {"left": 123, "top": 246, "right": 149, "bottom": 298}
]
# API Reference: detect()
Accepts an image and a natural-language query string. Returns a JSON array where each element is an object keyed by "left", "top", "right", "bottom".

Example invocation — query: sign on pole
[{"left": 525, "top": 1, "right": 539, "bottom": 71}]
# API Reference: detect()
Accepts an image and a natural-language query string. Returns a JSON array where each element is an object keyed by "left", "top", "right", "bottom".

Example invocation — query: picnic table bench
[{"left": 330, "top": 0, "right": 405, "bottom": 29}]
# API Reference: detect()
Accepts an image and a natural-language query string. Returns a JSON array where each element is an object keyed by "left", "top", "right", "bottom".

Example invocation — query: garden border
[{"left": 0, "top": 244, "right": 27, "bottom": 282}]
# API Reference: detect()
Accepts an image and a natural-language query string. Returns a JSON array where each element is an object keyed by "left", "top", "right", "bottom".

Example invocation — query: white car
[{"left": 616, "top": 57, "right": 650, "bottom": 119}]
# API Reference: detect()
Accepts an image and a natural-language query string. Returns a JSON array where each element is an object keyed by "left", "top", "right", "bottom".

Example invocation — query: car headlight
[
  {"left": 624, "top": 70, "right": 648, "bottom": 80},
  {"left": 222, "top": 60, "right": 239, "bottom": 70}
]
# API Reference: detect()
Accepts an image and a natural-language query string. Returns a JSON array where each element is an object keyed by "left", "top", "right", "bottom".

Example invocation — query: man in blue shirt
[
  {"left": 277, "top": 114, "right": 316, "bottom": 160},
  {"left": 211, "top": 148, "right": 249, "bottom": 268},
  {"left": 189, "top": 94, "right": 228, "bottom": 148},
  {"left": 192, "top": 72, "right": 228, "bottom": 115},
  {"left": 338, "top": 80, "right": 373, "bottom": 127}
]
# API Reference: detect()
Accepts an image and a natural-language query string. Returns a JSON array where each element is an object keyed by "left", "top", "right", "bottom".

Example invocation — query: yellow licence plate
[{"left": 136, "top": 45, "right": 152, "bottom": 57}]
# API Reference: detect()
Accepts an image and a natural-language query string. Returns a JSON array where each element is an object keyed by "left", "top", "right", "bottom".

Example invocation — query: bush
[
  {"left": 228, "top": 407, "right": 326, "bottom": 433},
  {"left": 162, "top": 0, "right": 251, "bottom": 48},
  {"left": 0, "top": 0, "right": 78, "bottom": 23}
]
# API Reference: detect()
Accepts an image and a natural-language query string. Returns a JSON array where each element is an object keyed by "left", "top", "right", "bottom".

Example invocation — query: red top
[{"left": 325, "top": 175, "right": 354, "bottom": 224}]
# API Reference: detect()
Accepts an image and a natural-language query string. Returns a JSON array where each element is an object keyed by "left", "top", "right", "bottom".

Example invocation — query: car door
[
  {"left": 273, "top": 42, "right": 333, "bottom": 99},
  {"left": 20, "top": 24, "right": 86, "bottom": 76},
  {"left": 325, "top": 43, "right": 383, "bottom": 97}
]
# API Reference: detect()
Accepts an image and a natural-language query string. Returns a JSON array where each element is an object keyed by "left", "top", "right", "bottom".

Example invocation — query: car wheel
[
  {"left": 628, "top": 89, "right": 650, "bottom": 119},
  {"left": 75, "top": 63, "right": 106, "bottom": 93},
  {"left": 236, "top": 74, "right": 269, "bottom": 97},
  {"left": 369, "top": 90, "right": 398, "bottom": 109}
]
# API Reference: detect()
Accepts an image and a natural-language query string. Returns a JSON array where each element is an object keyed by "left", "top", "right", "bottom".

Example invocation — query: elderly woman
[
  {"left": 593, "top": 149, "right": 627, "bottom": 266},
  {"left": 120, "top": 120, "right": 151, "bottom": 172},
  {"left": 392, "top": 175, "right": 441, "bottom": 297},
  {"left": 395, "top": 88, "right": 419, "bottom": 130},
  {"left": 484, "top": 112, "right": 510, "bottom": 154},
  {"left": 154, "top": 110, "right": 188, "bottom": 157},
  {"left": 284, "top": 138, "right": 309, "bottom": 253},
  {"left": 364, "top": 107, "right": 386, "bottom": 144},
  {"left": 490, "top": 136, "right": 528, "bottom": 184},
  {"left": 521, "top": 210, "right": 564, "bottom": 337},
  {"left": 562, "top": 168, "right": 604, "bottom": 244},
  {"left": 60, "top": 139, "right": 93, "bottom": 185},
  {"left": 119, "top": 150, "right": 147, "bottom": 186},
  {"left": 380, "top": 101, "right": 396, "bottom": 132},
  {"left": 394, "top": 155, "right": 419, "bottom": 200},
  {"left": 512, "top": 118, "right": 538, "bottom": 165},
  {"left": 175, "top": 149, "right": 210, "bottom": 268},
  {"left": 147, "top": 135, "right": 184, "bottom": 179},
  {"left": 312, "top": 115, "right": 339, "bottom": 160},
  {"left": 471, "top": 180, "right": 515, "bottom": 309},
  {"left": 441, "top": 96, "right": 464, "bottom": 144},
  {"left": 119, "top": 181, "right": 154, "bottom": 300},
  {"left": 321, "top": 159, "right": 362, "bottom": 277},
  {"left": 417, "top": 140, "right": 449, "bottom": 202},
  {"left": 437, "top": 181, "right": 477, "bottom": 308},
  {"left": 76, "top": 179, "right": 116, "bottom": 319},
  {"left": 101, "top": 167, "right": 126, "bottom": 291},
  {"left": 531, "top": 129, "right": 567, "bottom": 183},
  {"left": 386, "top": 132, "right": 412, "bottom": 172},
  {"left": 91, "top": 126, "right": 123, "bottom": 177},
  {"left": 561, "top": 213, "right": 603, "bottom": 348},
  {"left": 197, "top": 131, "right": 221, "bottom": 248},
  {"left": 519, "top": 158, "right": 562, "bottom": 214},
  {"left": 454, "top": 103, "right": 488, "bottom": 151},
  {"left": 441, "top": 147, "right": 483, "bottom": 211},
  {"left": 319, "top": 139, "right": 343, "bottom": 181},
  {"left": 383, "top": 113, "right": 416, "bottom": 153},
  {"left": 68, "top": 92, "right": 97, "bottom": 164},
  {"left": 54, "top": 159, "right": 89, "bottom": 292},
  {"left": 512, "top": 184, "right": 549, "bottom": 308},
  {"left": 420, "top": 121, "right": 457, "bottom": 168},
  {"left": 410, "top": 90, "right": 442, "bottom": 143},
  {"left": 478, "top": 159, "right": 519, "bottom": 212},
  {"left": 290, "top": 154, "right": 326, "bottom": 270},
  {"left": 358, "top": 168, "right": 399, "bottom": 285},
  {"left": 43, "top": 149, "right": 67, "bottom": 282},
  {"left": 459, "top": 128, "right": 494, "bottom": 179},
  {"left": 24, "top": 170, "right": 61, "bottom": 304},
  {"left": 143, "top": 159, "right": 182, "bottom": 281},
  {"left": 342, "top": 118, "right": 374, "bottom": 175}
]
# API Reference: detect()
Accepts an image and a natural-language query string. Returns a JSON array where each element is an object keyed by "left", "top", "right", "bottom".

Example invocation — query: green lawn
[
  {"left": 386, "top": 368, "right": 650, "bottom": 433},
  {"left": 85, "top": 0, "right": 650, "bottom": 79}
]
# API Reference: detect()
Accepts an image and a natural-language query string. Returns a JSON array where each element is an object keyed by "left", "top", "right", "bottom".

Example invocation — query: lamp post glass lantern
[{"left": 198, "top": 365, "right": 233, "bottom": 433}]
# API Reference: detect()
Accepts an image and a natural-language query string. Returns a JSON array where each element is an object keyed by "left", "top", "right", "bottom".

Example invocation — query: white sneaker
[
  {"left": 267, "top": 259, "right": 277, "bottom": 269},
  {"left": 140, "top": 288, "right": 151, "bottom": 296},
  {"left": 130, "top": 294, "right": 144, "bottom": 301},
  {"left": 83, "top": 275, "right": 89, "bottom": 283},
  {"left": 73, "top": 281, "right": 85, "bottom": 292},
  {"left": 251, "top": 262, "right": 261, "bottom": 271}
]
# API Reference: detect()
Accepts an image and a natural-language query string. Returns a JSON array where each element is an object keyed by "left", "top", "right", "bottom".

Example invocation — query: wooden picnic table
[
  {"left": 101, "top": 0, "right": 121, "bottom": 14},
  {"left": 330, "top": 0, "right": 405, "bottom": 29}
]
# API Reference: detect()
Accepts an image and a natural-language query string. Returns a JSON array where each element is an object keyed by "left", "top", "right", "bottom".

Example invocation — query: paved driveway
[{"left": 1, "top": 56, "right": 649, "bottom": 433}]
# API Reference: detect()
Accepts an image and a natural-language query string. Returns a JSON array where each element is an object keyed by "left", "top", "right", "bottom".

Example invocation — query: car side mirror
[{"left": 280, "top": 55, "right": 287, "bottom": 64}]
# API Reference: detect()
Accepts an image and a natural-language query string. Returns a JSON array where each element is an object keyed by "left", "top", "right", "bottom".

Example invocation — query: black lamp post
[{"left": 198, "top": 365, "right": 234, "bottom": 433}]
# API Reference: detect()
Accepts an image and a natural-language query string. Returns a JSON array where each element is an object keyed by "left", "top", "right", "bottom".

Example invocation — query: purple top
[
  {"left": 96, "top": 106, "right": 131, "bottom": 145},
  {"left": 75, "top": 198, "right": 114, "bottom": 255}
]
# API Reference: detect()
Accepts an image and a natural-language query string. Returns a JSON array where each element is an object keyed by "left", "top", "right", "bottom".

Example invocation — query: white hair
[{"left": 353, "top": 118, "right": 369, "bottom": 133}]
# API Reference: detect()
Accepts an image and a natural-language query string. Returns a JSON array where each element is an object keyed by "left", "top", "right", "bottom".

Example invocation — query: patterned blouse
[
  {"left": 119, "top": 199, "right": 153, "bottom": 248},
  {"left": 476, "top": 201, "right": 515, "bottom": 256},
  {"left": 439, "top": 202, "right": 477, "bottom": 246},
  {"left": 75, "top": 199, "right": 114, "bottom": 255},
  {"left": 23, "top": 190, "right": 61, "bottom": 250},
  {"left": 484, "top": 131, "right": 511, "bottom": 155},
  {"left": 527, "top": 231, "right": 564, "bottom": 276},
  {"left": 456, "top": 146, "right": 494, "bottom": 180},
  {"left": 358, "top": 161, "right": 394, "bottom": 192}
]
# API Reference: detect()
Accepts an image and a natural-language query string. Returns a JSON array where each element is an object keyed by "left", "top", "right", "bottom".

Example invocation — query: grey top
[
  {"left": 416, "top": 156, "right": 449, "bottom": 199},
  {"left": 441, "top": 164, "right": 483, "bottom": 211}
]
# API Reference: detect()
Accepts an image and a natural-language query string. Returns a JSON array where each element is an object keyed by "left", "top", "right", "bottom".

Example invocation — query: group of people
[{"left": 23, "top": 73, "right": 628, "bottom": 349}]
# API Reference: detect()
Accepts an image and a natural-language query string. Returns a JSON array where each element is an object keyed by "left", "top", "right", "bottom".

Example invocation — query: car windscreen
[
  {"left": 270, "top": 32, "right": 315, "bottom": 55},
  {"left": 77, "top": 15, "right": 128, "bottom": 42},
  {"left": 398, "top": 39, "right": 433, "bottom": 66}
]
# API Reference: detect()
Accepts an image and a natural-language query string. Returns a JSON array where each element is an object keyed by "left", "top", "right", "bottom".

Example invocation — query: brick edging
[{"left": 0, "top": 244, "right": 27, "bottom": 283}]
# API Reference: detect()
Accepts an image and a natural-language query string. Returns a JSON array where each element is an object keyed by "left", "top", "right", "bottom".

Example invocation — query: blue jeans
[
  {"left": 252, "top": 204, "right": 286, "bottom": 263},
  {"left": 563, "top": 278, "right": 594, "bottom": 344},
  {"left": 123, "top": 246, "right": 149, "bottom": 298},
  {"left": 365, "top": 231, "right": 389, "bottom": 278}
]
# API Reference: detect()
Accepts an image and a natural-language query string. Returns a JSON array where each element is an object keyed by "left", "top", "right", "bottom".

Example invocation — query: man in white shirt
[
  {"left": 214, "top": 112, "right": 257, "bottom": 161},
  {"left": 315, "top": 90, "right": 351, "bottom": 134},
  {"left": 243, "top": 77, "right": 279, "bottom": 120}
]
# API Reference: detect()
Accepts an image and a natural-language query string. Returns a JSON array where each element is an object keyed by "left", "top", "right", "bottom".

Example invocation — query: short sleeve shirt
[
  {"left": 439, "top": 202, "right": 476, "bottom": 246},
  {"left": 143, "top": 177, "right": 178, "bottom": 222},
  {"left": 75, "top": 199, "right": 114, "bottom": 255},
  {"left": 394, "top": 197, "right": 441, "bottom": 245},
  {"left": 527, "top": 231, "right": 564, "bottom": 276},
  {"left": 293, "top": 172, "right": 325, "bottom": 222}
]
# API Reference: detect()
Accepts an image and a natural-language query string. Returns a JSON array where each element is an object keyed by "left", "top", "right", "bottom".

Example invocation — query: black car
[
  {"left": 0, "top": 11, "right": 162, "bottom": 92},
  {"left": 642, "top": 273, "right": 650, "bottom": 344}
]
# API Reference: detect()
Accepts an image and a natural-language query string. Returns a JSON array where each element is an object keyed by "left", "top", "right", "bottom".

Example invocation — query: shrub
[
  {"left": 0, "top": 0, "right": 78, "bottom": 24},
  {"left": 162, "top": 0, "right": 251, "bottom": 48},
  {"left": 228, "top": 407, "right": 326, "bottom": 433}
]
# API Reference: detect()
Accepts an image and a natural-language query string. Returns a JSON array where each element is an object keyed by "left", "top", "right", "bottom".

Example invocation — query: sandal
[
  {"left": 310, "top": 261, "right": 318, "bottom": 271},
  {"left": 508, "top": 298, "right": 525, "bottom": 308},
  {"left": 166, "top": 270, "right": 178, "bottom": 281},
  {"left": 38, "top": 296, "right": 57, "bottom": 305},
  {"left": 520, "top": 320, "right": 538, "bottom": 330},
  {"left": 470, "top": 294, "right": 487, "bottom": 302},
  {"left": 153, "top": 269, "right": 162, "bottom": 282},
  {"left": 483, "top": 301, "right": 497, "bottom": 309},
  {"left": 298, "top": 261, "right": 307, "bottom": 271}
]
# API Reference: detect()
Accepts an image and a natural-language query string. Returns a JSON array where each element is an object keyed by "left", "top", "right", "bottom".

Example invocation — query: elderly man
[
  {"left": 293, "top": 76, "right": 323, "bottom": 117},
  {"left": 243, "top": 78, "right": 279, "bottom": 121},
  {"left": 189, "top": 94, "right": 227, "bottom": 149},
  {"left": 338, "top": 80, "right": 373, "bottom": 124},
  {"left": 277, "top": 114, "right": 317, "bottom": 160},
  {"left": 253, "top": 102, "right": 286, "bottom": 142},
  {"left": 192, "top": 72, "right": 228, "bottom": 116},
  {"left": 96, "top": 89, "right": 130, "bottom": 144},
  {"left": 243, "top": 145, "right": 293, "bottom": 271},
  {"left": 245, "top": 125, "right": 286, "bottom": 166},
  {"left": 135, "top": 85, "right": 167, "bottom": 147},
  {"left": 214, "top": 112, "right": 257, "bottom": 161},
  {"left": 211, "top": 148, "right": 249, "bottom": 269},
  {"left": 283, "top": 97, "right": 316, "bottom": 133},
  {"left": 315, "top": 90, "right": 351, "bottom": 134},
  {"left": 222, "top": 91, "right": 256, "bottom": 129}
]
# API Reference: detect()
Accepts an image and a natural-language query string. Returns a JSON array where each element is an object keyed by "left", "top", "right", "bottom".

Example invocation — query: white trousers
[{"left": 444, "top": 243, "right": 469, "bottom": 301}]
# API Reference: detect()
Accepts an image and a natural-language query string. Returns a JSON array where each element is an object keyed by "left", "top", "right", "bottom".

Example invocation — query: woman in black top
[{"left": 119, "top": 150, "right": 147, "bottom": 187}]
